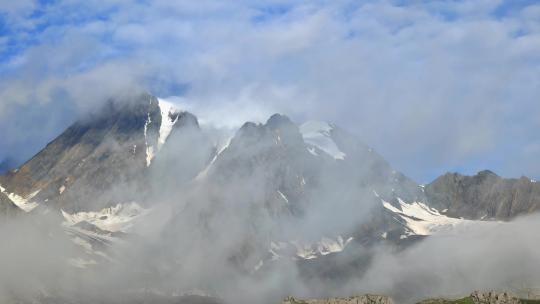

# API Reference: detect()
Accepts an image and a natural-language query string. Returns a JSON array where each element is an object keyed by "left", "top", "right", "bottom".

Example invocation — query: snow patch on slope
[
  {"left": 157, "top": 98, "right": 183, "bottom": 150},
  {"left": 195, "top": 136, "right": 232, "bottom": 181},
  {"left": 144, "top": 113, "right": 155, "bottom": 167},
  {"left": 382, "top": 198, "right": 493, "bottom": 236},
  {"left": 144, "top": 98, "right": 184, "bottom": 167},
  {"left": 300, "top": 121, "right": 346, "bottom": 160},
  {"left": 0, "top": 184, "right": 39, "bottom": 212},
  {"left": 277, "top": 190, "right": 289, "bottom": 204},
  {"left": 61, "top": 202, "right": 147, "bottom": 233},
  {"left": 270, "top": 236, "right": 353, "bottom": 260}
]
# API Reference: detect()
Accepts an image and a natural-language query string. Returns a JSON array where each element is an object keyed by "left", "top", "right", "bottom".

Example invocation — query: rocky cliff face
[
  {"left": 0, "top": 93, "right": 205, "bottom": 213},
  {"left": 0, "top": 93, "right": 159, "bottom": 212},
  {"left": 425, "top": 170, "right": 540, "bottom": 220}
]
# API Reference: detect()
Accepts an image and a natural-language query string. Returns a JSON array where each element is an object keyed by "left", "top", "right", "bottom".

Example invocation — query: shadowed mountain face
[
  {"left": 0, "top": 94, "right": 160, "bottom": 212},
  {"left": 425, "top": 170, "right": 540, "bottom": 220}
]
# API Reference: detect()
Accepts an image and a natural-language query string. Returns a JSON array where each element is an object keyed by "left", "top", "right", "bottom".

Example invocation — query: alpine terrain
[{"left": 1, "top": 93, "right": 539, "bottom": 304}]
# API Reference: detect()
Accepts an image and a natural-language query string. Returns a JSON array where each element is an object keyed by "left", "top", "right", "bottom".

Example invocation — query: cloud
[
  {"left": 346, "top": 214, "right": 540, "bottom": 303},
  {"left": 0, "top": 0, "right": 36, "bottom": 20},
  {"left": 0, "top": 1, "right": 539, "bottom": 181}
]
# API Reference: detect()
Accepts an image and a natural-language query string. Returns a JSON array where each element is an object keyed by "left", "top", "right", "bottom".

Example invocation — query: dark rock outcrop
[
  {"left": 470, "top": 291, "right": 520, "bottom": 304},
  {"left": 283, "top": 295, "right": 394, "bottom": 304}
]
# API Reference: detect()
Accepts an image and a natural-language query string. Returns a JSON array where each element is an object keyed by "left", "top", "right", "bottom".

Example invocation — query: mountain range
[{"left": 1, "top": 92, "right": 539, "bottom": 304}]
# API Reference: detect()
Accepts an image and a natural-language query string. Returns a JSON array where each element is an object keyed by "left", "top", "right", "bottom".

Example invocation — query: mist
[
  {"left": 4, "top": 190, "right": 540, "bottom": 303},
  {"left": 348, "top": 215, "right": 540, "bottom": 303}
]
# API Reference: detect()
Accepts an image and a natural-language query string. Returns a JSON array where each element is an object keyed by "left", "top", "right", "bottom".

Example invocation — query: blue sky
[{"left": 0, "top": 0, "right": 539, "bottom": 183}]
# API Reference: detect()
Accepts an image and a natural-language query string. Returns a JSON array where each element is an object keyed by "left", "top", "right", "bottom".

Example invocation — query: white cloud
[{"left": 0, "top": 0, "right": 36, "bottom": 15}]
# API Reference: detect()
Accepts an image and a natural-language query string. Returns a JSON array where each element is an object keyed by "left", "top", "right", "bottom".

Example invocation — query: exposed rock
[
  {"left": 418, "top": 291, "right": 527, "bottom": 304},
  {"left": 470, "top": 291, "right": 520, "bottom": 304},
  {"left": 283, "top": 295, "right": 394, "bottom": 304},
  {"left": 0, "top": 93, "right": 161, "bottom": 212},
  {"left": 0, "top": 93, "right": 206, "bottom": 213},
  {"left": 425, "top": 171, "right": 540, "bottom": 220}
]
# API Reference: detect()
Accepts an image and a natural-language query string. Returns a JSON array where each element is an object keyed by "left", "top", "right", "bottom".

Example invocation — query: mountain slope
[
  {"left": 0, "top": 93, "right": 204, "bottom": 212},
  {"left": 153, "top": 112, "right": 431, "bottom": 280},
  {"left": 0, "top": 93, "right": 506, "bottom": 254},
  {"left": 0, "top": 191, "right": 21, "bottom": 217},
  {"left": 425, "top": 170, "right": 540, "bottom": 220}
]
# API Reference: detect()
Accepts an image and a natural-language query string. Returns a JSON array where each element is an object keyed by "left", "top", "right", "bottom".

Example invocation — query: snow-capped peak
[{"left": 299, "top": 121, "right": 346, "bottom": 160}]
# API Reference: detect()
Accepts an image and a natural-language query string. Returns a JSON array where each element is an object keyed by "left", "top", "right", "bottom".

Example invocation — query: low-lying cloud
[{"left": 4, "top": 199, "right": 540, "bottom": 303}]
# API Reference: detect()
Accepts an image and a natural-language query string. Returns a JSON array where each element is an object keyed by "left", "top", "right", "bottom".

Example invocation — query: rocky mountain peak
[
  {"left": 174, "top": 111, "right": 199, "bottom": 129},
  {"left": 425, "top": 169, "right": 540, "bottom": 220},
  {"left": 0, "top": 93, "right": 200, "bottom": 213},
  {"left": 266, "top": 113, "right": 294, "bottom": 129},
  {"left": 477, "top": 169, "right": 497, "bottom": 177}
]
